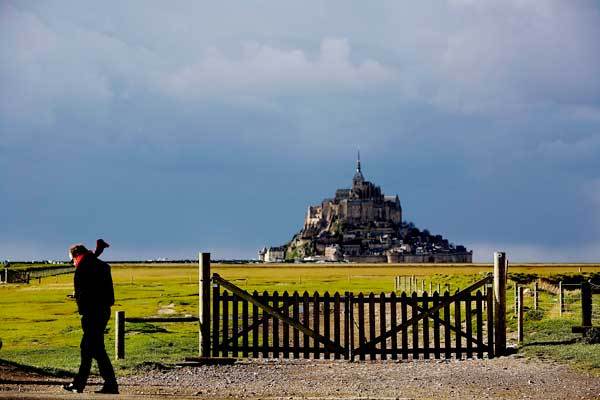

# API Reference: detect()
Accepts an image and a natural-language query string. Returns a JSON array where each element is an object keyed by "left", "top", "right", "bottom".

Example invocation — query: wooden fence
[
  {"left": 205, "top": 268, "right": 494, "bottom": 361},
  {"left": 2, "top": 265, "right": 75, "bottom": 283},
  {"left": 115, "top": 251, "right": 509, "bottom": 361}
]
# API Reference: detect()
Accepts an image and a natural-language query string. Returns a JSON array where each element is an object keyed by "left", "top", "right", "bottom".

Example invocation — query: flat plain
[{"left": 1, "top": 263, "right": 599, "bottom": 376}]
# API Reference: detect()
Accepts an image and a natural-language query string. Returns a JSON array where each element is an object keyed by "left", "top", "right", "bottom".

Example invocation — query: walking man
[{"left": 63, "top": 239, "right": 118, "bottom": 394}]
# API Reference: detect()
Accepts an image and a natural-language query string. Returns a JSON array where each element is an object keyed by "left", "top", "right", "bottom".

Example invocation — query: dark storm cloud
[{"left": 1, "top": 0, "right": 600, "bottom": 261}]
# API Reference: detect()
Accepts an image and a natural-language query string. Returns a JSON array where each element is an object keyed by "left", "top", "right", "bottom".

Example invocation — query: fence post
[
  {"left": 533, "top": 281, "right": 538, "bottom": 311},
  {"left": 581, "top": 281, "right": 592, "bottom": 328},
  {"left": 559, "top": 281, "right": 564, "bottom": 316},
  {"left": 344, "top": 292, "right": 350, "bottom": 360},
  {"left": 115, "top": 310, "right": 125, "bottom": 360},
  {"left": 493, "top": 251, "right": 507, "bottom": 356},
  {"left": 514, "top": 284, "right": 518, "bottom": 314},
  {"left": 483, "top": 285, "right": 487, "bottom": 311},
  {"left": 349, "top": 292, "right": 355, "bottom": 362},
  {"left": 199, "top": 252, "right": 211, "bottom": 357},
  {"left": 517, "top": 287, "right": 524, "bottom": 343}
]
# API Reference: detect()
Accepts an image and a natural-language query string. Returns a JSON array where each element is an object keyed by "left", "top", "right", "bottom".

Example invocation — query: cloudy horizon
[{"left": 2, "top": 1, "right": 600, "bottom": 263}]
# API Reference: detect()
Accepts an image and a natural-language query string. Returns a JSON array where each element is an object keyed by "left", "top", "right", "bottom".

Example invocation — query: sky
[{"left": 2, "top": 1, "right": 600, "bottom": 262}]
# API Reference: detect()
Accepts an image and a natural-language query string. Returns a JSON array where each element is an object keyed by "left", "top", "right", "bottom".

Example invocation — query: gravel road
[{"left": 1, "top": 356, "right": 599, "bottom": 399}]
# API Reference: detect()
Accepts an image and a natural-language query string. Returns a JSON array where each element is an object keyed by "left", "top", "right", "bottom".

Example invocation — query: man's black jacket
[{"left": 74, "top": 254, "right": 115, "bottom": 315}]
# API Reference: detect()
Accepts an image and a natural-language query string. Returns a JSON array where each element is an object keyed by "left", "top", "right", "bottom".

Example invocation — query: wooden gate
[
  {"left": 350, "top": 276, "right": 493, "bottom": 360},
  {"left": 208, "top": 273, "right": 494, "bottom": 360}
]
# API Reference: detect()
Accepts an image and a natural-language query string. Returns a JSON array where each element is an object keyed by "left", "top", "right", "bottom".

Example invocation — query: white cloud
[
  {"left": 0, "top": 4, "right": 114, "bottom": 127},
  {"left": 161, "top": 38, "right": 397, "bottom": 97},
  {"left": 365, "top": 1, "right": 600, "bottom": 113},
  {"left": 3, "top": 1, "right": 600, "bottom": 121}
]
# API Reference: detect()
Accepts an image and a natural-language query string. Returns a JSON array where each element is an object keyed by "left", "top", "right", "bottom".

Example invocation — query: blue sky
[{"left": 2, "top": 1, "right": 600, "bottom": 262}]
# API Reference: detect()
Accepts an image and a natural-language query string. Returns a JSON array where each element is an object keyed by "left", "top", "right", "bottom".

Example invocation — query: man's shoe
[
  {"left": 63, "top": 383, "right": 83, "bottom": 393},
  {"left": 95, "top": 385, "right": 119, "bottom": 394}
]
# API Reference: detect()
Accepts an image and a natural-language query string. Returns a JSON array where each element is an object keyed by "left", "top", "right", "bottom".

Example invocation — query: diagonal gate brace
[
  {"left": 212, "top": 274, "right": 346, "bottom": 355},
  {"left": 355, "top": 275, "right": 492, "bottom": 354}
]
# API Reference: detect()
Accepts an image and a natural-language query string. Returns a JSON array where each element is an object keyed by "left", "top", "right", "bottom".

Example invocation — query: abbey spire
[{"left": 353, "top": 150, "right": 365, "bottom": 186}]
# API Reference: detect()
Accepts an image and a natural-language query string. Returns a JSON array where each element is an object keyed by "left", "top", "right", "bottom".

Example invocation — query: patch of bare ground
[{"left": 1, "top": 356, "right": 599, "bottom": 399}]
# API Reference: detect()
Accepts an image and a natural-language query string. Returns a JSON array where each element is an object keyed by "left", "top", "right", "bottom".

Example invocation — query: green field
[{"left": 1, "top": 263, "right": 599, "bottom": 376}]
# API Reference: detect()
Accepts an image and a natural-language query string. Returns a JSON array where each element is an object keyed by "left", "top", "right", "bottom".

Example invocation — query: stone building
[
  {"left": 258, "top": 246, "right": 286, "bottom": 262},
  {"left": 264, "top": 153, "right": 472, "bottom": 263},
  {"left": 304, "top": 153, "right": 401, "bottom": 234}
]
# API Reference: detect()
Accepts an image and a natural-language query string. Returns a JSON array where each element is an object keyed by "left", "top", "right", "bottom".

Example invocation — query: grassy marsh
[{"left": 1, "top": 263, "right": 598, "bottom": 375}]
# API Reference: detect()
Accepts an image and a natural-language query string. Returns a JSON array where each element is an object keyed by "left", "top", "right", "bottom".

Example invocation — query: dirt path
[{"left": 1, "top": 355, "right": 599, "bottom": 399}]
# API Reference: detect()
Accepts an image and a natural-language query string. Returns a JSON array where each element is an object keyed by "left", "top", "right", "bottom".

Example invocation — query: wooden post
[
  {"left": 429, "top": 281, "right": 432, "bottom": 294},
  {"left": 559, "top": 281, "right": 564, "bottom": 316},
  {"left": 533, "top": 281, "right": 538, "bottom": 311},
  {"left": 486, "top": 284, "right": 494, "bottom": 358},
  {"left": 581, "top": 281, "right": 592, "bottom": 328},
  {"left": 483, "top": 285, "right": 487, "bottom": 311},
  {"left": 115, "top": 310, "right": 125, "bottom": 360},
  {"left": 199, "top": 252, "right": 211, "bottom": 357},
  {"left": 493, "top": 251, "right": 507, "bottom": 356},
  {"left": 517, "top": 287, "right": 524, "bottom": 343},
  {"left": 349, "top": 293, "right": 355, "bottom": 362},
  {"left": 421, "top": 279, "right": 424, "bottom": 293},
  {"left": 514, "top": 284, "right": 518, "bottom": 314},
  {"left": 344, "top": 292, "right": 350, "bottom": 360}
]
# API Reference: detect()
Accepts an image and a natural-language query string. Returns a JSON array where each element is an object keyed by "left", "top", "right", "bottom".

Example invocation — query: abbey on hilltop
[{"left": 259, "top": 153, "right": 472, "bottom": 263}]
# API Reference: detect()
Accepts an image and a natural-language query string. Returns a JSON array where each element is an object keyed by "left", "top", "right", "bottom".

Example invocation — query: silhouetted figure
[{"left": 63, "top": 240, "right": 118, "bottom": 394}]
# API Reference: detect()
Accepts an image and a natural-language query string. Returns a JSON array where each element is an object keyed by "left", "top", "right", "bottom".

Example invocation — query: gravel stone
[{"left": 0, "top": 357, "right": 599, "bottom": 399}]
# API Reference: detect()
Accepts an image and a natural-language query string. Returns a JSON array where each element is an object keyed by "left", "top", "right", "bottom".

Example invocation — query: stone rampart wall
[
  {"left": 344, "top": 255, "right": 388, "bottom": 263},
  {"left": 386, "top": 253, "right": 473, "bottom": 263}
]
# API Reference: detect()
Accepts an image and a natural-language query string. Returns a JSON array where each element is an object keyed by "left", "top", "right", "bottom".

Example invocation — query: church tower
[{"left": 352, "top": 150, "right": 365, "bottom": 188}]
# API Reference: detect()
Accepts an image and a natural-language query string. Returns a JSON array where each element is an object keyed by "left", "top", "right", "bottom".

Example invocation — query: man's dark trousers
[{"left": 73, "top": 308, "right": 117, "bottom": 389}]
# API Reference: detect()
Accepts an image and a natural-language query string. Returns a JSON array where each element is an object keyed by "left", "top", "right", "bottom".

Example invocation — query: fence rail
[{"left": 2, "top": 266, "right": 75, "bottom": 283}]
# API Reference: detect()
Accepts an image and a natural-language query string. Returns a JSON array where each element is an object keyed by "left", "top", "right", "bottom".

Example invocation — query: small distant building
[
  {"left": 259, "top": 246, "right": 286, "bottom": 263},
  {"left": 258, "top": 247, "right": 267, "bottom": 261},
  {"left": 324, "top": 244, "right": 342, "bottom": 261}
]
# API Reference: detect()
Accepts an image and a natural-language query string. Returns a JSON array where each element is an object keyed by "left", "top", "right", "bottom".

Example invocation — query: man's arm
[{"left": 94, "top": 239, "right": 110, "bottom": 257}]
